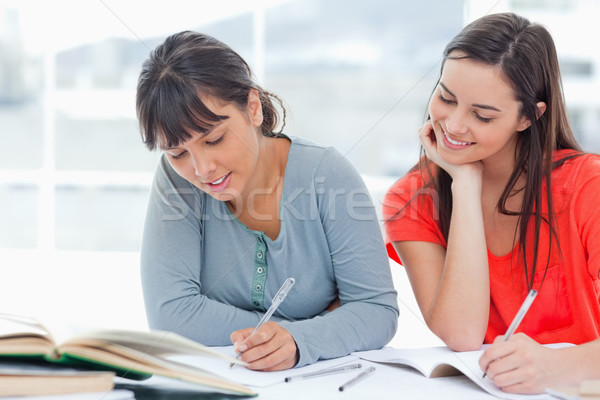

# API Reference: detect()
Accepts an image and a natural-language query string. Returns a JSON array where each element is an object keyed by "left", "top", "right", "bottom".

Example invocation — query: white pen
[
  {"left": 284, "top": 363, "right": 362, "bottom": 382},
  {"left": 229, "top": 277, "right": 295, "bottom": 368},
  {"left": 482, "top": 289, "right": 538, "bottom": 378},
  {"left": 338, "top": 366, "right": 375, "bottom": 392}
]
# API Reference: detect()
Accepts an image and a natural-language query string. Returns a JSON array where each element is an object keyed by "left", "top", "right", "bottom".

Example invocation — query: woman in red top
[{"left": 383, "top": 12, "right": 600, "bottom": 394}]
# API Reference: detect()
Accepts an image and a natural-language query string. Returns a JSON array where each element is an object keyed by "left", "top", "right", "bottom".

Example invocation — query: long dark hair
[
  {"left": 414, "top": 13, "right": 581, "bottom": 289},
  {"left": 136, "top": 31, "right": 286, "bottom": 150}
]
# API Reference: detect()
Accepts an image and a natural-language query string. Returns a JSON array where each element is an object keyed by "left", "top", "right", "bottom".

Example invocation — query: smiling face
[
  {"left": 428, "top": 52, "right": 532, "bottom": 169},
  {"left": 161, "top": 90, "right": 264, "bottom": 203}
]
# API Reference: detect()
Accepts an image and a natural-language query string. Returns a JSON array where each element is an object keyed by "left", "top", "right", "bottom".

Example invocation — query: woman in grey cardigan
[{"left": 136, "top": 31, "right": 398, "bottom": 371}]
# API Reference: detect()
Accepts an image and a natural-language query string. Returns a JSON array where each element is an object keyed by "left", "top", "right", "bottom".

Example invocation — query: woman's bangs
[{"left": 155, "top": 83, "right": 225, "bottom": 149}]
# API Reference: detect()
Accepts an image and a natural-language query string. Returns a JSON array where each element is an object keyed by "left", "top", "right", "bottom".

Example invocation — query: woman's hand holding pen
[
  {"left": 230, "top": 321, "right": 298, "bottom": 371},
  {"left": 479, "top": 333, "right": 569, "bottom": 394}
]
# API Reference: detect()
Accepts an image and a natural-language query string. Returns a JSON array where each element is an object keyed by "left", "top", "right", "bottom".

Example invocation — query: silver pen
[
  {"left": 482, "top": 289, "right": 538, "bottom": 378},
  {"left": 284, "top": 363, "right": 362, "bottom": 382},
  {"left": 338, "top": 366, "right": 376, "bottom": 392},
  {"left": 229, "top": 277, "right": 296, "bottom": 368}
]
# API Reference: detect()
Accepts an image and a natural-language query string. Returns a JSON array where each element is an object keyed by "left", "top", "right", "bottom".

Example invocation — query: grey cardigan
[{"left": 141, "top": 136, "right": 398, "bottom": 367}]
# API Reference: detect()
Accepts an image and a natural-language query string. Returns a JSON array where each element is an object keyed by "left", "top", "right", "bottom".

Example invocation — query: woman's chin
[
  {"left": 212, "top": 192, "right": 238, "bottom": 203},
  {"left": 438, "top": 151, "right": 472, "bottom": 167},
  {"left": 196, "top": 185, "right": 239, "bottom": 203}
]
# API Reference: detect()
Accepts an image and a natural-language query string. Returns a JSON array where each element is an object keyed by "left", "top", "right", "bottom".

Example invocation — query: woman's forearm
[{"left": 427, "top": 175, "right": 490, "bottom": 350}]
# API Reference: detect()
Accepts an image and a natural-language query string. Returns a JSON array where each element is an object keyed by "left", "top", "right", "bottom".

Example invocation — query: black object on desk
[{"left": 115, "top": 382, "right": 254, "bottom": 400}]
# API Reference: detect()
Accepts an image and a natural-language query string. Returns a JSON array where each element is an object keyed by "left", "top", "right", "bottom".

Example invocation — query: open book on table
[
  {"left": 353, "top": 344, "right": 573, "bottom": 400},
  {"left": 0, "top": 313, "right": 255, "bottom": 397}
]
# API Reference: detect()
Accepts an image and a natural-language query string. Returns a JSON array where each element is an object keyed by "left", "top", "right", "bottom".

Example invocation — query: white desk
[
  {"left": 125, "top": 352, "right": 554, "bottom": 400},
  {"left": 253, "top": 360, "right": 552, "bottom": 400},
  {"left": 120, "top": 360, "right": 554, "bottom": 400}
]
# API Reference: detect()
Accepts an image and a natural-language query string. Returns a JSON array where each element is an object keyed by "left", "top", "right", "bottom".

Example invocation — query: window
[{"left": 0, "top": 0, "right": 464, "bottom": 253}]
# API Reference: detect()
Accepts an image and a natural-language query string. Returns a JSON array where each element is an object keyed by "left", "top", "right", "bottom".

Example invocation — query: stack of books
[{"left": 0, "top": 313, "right": 256, "bottom": 398}]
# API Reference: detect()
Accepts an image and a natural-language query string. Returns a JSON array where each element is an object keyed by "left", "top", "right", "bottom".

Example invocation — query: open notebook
[{"left": 353, "top": 344, "right": 573, "bottom": 400}]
